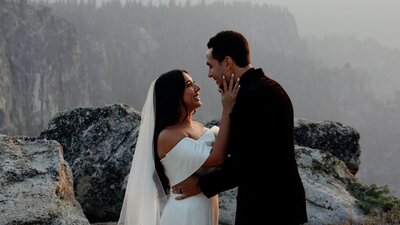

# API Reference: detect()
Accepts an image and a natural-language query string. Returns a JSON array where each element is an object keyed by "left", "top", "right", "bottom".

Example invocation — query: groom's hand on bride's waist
[{"left": 172, "top": 175, "right": 201, "bottom": 200}]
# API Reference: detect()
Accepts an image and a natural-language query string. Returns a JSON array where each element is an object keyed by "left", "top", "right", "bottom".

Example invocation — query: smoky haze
[
  {"left": 240, "top": 0, "right": 400, "bottom": 50},
  {"left": 21, "top": 0, "right": 400, "bottom": 198},
  {"left": 133, "top": 0, "right": 400, "bottom": 49}
]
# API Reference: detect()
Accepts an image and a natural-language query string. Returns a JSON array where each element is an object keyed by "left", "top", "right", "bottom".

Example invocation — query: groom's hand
[{"left": 172, "top": 175, "right": 201, "bottom": 200}]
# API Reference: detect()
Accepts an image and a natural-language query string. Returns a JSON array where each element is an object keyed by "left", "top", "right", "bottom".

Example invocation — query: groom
[{"left": 173, "top": 30, "right": 308, "bottom": 224}]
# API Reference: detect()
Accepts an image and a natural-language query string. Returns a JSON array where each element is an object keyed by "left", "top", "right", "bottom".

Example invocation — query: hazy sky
[
  {"left": 252, "top": 0, "right": 400, "bottom": 50},
  {"left": 136, "top": 0, "right": 400, "bottom": 50}
]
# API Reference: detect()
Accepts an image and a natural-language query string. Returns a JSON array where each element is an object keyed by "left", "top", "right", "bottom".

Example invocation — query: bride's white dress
[{"left": 160, "top": 126, "right": 220, "bottom": 225}]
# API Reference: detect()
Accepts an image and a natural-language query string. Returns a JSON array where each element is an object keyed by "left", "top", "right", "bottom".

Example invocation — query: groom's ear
[{"left": 223, "top": 56, "right": 233, "bottom": 71}]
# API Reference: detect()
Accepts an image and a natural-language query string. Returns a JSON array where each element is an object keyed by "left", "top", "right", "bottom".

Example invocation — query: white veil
[{"left": 118, "top": 80, "right": 167, "bottom": 225}]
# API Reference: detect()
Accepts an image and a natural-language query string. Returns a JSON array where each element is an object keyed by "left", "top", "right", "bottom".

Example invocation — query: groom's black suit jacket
[{"left": 199, "top": 68, "right": 308, "bottom": 224}]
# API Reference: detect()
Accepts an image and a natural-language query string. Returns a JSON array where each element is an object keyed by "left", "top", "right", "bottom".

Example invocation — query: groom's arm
[
  {"left": 198, "top": 153, "right": 239, "bottom": 198},
  {"left": 172, "top": 154, "right": 239, "bottom": 200}
]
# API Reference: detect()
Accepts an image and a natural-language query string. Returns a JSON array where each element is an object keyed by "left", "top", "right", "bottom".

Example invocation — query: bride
[{"left": 118, "top": 69, "right": 239, "bottom": 225}]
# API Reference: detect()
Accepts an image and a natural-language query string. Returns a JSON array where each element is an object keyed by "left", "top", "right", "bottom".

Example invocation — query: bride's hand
[{"left": 220, "top": 74, "right": 240, "bottom": 113}]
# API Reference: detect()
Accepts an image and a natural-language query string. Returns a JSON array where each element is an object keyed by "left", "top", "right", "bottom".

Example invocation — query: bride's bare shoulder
[{"left": 157, "top": 128, "right": 187, "bottom": 159}]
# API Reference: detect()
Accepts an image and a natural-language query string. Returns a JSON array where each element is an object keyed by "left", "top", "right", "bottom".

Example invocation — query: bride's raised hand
[{"left": 220, "top": 73, "right": 240, "bottom": 113}]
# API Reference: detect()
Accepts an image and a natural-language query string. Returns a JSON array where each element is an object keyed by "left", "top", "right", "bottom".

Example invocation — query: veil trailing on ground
[{"left": 118, "top": 80, "right": 167, "bottom": 225}]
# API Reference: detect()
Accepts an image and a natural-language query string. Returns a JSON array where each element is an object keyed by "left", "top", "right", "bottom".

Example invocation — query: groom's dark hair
[{"left": 207, "top": 30, "right": 250, "bottom": 67}]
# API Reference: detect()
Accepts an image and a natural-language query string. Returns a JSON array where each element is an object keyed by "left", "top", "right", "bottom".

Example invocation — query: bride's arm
[{"left": 202, "top": 75, "right": 240, "bottom": 167}]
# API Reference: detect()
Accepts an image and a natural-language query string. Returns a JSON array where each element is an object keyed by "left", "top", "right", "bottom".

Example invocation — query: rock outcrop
[
  {"left": 294, "top": 118, "right": 361, "bottom": 174},
  {"left": 0, "top": 135, "right": 89, "bottom": 225},
  {"left": 0, "top": 103, "right": 372, "bottom": 224},
  {"left": 36, "top": 105, "right": 367, "bottom": 224},
  {"left": 40, "top": 104, "right": 140, "bottom": 223},
  {"left": 294, "top": 119, "right": 365, "bottom": 224}
]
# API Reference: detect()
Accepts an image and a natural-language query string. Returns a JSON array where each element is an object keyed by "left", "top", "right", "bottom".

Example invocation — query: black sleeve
[
  {"left": 198, "top": 88, "right": 263, "bottom": 197},
  {"left": 198, "top": 150, "right": 239, "bottom": 197}
]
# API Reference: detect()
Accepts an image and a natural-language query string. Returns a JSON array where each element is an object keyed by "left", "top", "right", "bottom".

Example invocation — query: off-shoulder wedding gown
[{"left": 160, "top": 126, "right": 219, "bottom": 225}]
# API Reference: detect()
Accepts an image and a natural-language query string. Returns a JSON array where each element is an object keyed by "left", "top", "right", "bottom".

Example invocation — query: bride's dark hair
[{"left": 153, "top": 69, "right": 189, "bottom": 193}]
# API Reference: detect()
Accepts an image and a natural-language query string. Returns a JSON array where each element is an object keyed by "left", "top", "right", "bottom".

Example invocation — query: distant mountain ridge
[{"left": 305, "top": 35, "right": 400, "bottom": 100}]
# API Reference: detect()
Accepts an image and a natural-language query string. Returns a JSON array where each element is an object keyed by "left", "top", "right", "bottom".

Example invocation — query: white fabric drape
[{"left": 118, "top": 80, "right": 167, "bottom": 225}]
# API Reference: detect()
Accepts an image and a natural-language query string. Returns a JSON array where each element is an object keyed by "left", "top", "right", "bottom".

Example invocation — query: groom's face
[{"left": 206, "top": 48, "right": 226, "bottom": 89}]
